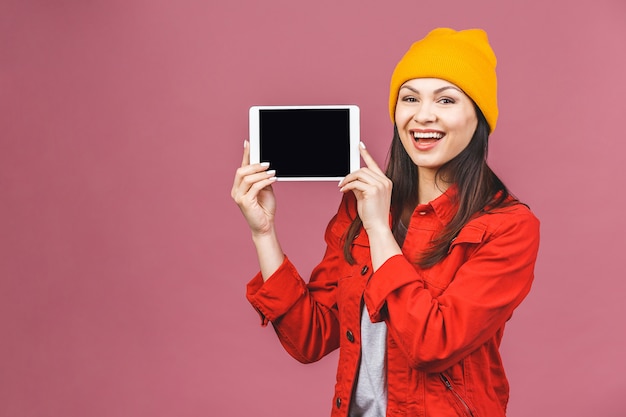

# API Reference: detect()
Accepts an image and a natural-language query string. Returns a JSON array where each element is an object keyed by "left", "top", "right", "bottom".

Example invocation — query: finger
[
  {"left": 339, "top": 167, "right": 379, "bottom": 188},
  {"left": 238, "top": 175, "right": 277, "bottom": 206},
  {"left": 232, "top": 166, "right": 274, "bottom": 199},
  {"left": 241, "top": 140, "right": 251, "bottom": 167},
  {"left": 235, "top": 162, "right": 270, "bottom": 182},
  {"left": 339, "top": 170, "right": 383, "bottom": 194},
  {"left": 248, "top": 175, "right": 277, "bottom": 195},
  {"left": 358, "top": 142, "right": 384, "bottom": 175},
  {"left": 236, "top": 168, "right": 275, "bottom": 193},
  {"left": 339, "top": 180, "right": 371, "bottom": 194}
]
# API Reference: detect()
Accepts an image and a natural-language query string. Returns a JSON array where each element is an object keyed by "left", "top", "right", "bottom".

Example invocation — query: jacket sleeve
[
  {"left": 363, "top": 207, "right": 540, "bottom": 373},
  {"left": 246, "top": 204, "right": 351, "bottom": 364}
]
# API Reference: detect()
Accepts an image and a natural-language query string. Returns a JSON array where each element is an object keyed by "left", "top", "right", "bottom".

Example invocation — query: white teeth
[{"left": 413, "top": 132, "right": 444, "bottom": 139}]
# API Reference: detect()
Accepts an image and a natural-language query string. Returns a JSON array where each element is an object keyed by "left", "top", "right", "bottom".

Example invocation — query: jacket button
[
  {"left": 346, "top": 330, "right": 355, "bottom": 343},
  {"left": 336, "top": 397, "right": 342, "bottom": 408},
  {"left": 360, "top": 265, "right": 369, "bottom": 275}
]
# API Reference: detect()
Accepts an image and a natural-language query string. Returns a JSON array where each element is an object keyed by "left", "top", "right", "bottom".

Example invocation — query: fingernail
[
  {"left": 266, "top": 170, "right": 276, "bottom": 176},
  {"left": 359, "top": 141, "right": 366, "bottom": 149},
  {"left": 244, "top": 140, "right": 249, "bottom": 148},
  {"left": 260, "top": 162, "right": 270, "bottom": 167}
]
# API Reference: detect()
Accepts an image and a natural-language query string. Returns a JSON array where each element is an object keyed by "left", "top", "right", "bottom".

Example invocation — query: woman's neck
[{"left": 417, "top": 169, "right": 449, "bottom": 205}]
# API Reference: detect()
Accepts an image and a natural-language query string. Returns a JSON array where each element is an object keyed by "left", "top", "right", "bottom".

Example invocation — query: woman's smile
[{"left": 411, "top": 129, "right": 445, "bottom": 151}]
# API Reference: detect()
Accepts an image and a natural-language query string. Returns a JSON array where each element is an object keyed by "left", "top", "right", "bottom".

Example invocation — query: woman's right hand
[{"left": 231, "top": 140, "right": 278, "bottom": 237}]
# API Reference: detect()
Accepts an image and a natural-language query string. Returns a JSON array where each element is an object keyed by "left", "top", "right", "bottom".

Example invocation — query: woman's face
[{"left": 394, "top": 78, "right": 478, "bottom": 178}]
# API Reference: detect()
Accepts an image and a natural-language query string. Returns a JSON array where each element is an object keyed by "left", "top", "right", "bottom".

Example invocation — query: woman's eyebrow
[
  {"left": 400, "top": 85, "right": 420, "bottom": 94},
  {"left": 434, "top": 85, "right": 463, "bottom": 94},
  {"left": 399, "top": 85, "right": 463, "bottom": 94}
]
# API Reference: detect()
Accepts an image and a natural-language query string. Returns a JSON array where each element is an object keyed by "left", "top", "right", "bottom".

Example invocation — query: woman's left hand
[{"left": 339, "top": 142, "right": 393, "bottom": 235}]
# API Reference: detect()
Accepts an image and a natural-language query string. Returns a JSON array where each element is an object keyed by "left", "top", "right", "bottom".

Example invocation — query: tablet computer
[{"left": 249, "top": 105, "right": 360, "bottom": 181}]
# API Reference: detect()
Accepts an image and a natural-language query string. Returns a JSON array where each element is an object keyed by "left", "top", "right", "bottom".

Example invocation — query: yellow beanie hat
[{"left": 389, "top": 28, "right": 498, "bottom": 132}]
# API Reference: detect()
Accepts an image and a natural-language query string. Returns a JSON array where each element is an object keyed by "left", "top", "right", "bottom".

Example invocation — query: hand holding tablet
[{"left": 249, "top": 105, "right": 361, "bottom": 181}]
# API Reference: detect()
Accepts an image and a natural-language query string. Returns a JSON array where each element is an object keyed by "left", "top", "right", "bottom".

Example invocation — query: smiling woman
[{"left": 232, "top": 27, "right": 540, "bottom": 417}]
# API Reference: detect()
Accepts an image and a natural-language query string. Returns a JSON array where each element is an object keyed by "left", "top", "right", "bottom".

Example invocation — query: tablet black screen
[{"left": 259, "top": 109, "right": 350, "bottom": 177}]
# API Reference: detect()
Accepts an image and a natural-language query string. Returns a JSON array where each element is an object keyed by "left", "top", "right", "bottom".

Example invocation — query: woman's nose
[{"left": 413, "top": 103, "right": 436, "bottom": 124}]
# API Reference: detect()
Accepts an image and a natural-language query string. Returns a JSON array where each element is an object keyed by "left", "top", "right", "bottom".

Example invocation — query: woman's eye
[
  {"left": 438, "top": 97, "right": 455, "bottom": 104},
  {"left": 402, "top": 96, "right": 417, "bottom": 102}
]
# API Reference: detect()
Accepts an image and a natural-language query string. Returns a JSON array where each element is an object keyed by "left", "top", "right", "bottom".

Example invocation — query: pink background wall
[{"left": 1, "top": 0, "right": 625, "bottom": 416}]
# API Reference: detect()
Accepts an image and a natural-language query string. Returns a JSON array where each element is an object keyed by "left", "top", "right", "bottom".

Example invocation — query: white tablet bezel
[{"left": 249, "top": 105, "right": 360, "bottom": 181}]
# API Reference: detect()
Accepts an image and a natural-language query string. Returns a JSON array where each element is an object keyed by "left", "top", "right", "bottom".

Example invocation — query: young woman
[{"left": 231, "top": 28, "right": 540, "bottom": 417}]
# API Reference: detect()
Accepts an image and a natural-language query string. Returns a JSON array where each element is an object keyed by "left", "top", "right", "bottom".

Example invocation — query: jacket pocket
[
  {"left": 421, "top": 224, "right": 487, "bottom": 294},
  {"left": 447, "top": 224, "right": 486, "bottom": 255},
  {"left": 439, "top": 373, "right": 477, "bottom": 417}
]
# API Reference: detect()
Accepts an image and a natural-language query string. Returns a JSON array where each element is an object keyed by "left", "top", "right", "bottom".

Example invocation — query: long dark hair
[{"left": 342, "top": 105, "right": 516, "bottom": 268}]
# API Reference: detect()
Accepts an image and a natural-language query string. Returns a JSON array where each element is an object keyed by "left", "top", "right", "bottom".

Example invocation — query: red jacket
[{"left": 247, "top": 189, "right": 540, "bottom": 416}]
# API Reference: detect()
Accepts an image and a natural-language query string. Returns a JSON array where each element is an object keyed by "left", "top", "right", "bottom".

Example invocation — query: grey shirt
[
  {"left": 349, "top": 220, "right": 409, "bottom": 417},
  {"left": 349, "top": 305, "right": 388, "bottom": 417}
]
